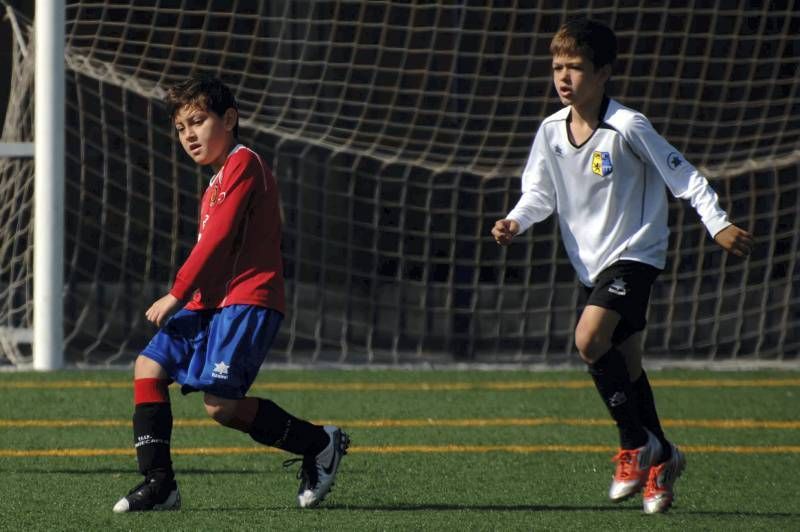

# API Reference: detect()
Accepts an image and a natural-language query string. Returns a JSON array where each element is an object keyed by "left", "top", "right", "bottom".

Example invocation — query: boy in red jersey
[{"left": 113, "top": 77, "right": 348, "bottom": 513}]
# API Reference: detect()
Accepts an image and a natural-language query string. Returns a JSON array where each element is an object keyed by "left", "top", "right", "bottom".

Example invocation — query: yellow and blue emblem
[{"left": 591, "top": 151, "right": 613, "bottom": 177}]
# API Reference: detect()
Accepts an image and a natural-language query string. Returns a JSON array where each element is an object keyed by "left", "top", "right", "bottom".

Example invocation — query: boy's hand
[
  {"left": 714, "top": 224, "right": 754, "bottom": 257},
  {"left": 146, "top": 293, "right": 181, "bottom": 327},
  {"left": 492, "top": 219, "right": 520, "bottom": 246}
]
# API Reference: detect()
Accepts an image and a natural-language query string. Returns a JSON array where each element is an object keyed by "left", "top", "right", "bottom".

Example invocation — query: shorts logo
[
  {"left": 666, "top": 152, "right": 684, "bottom": 171},
  {"left": 608, "top": 277, "right": 627, "bottom": 296},
  {"left": 212, "top": 361, "right": 230, "bottom": 380},
  {"left": 591, "top": 151, "right": 613, "bottom": 176}
]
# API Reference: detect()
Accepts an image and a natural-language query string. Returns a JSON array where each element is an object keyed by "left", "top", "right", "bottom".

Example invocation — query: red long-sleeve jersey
[{"left": 169, "top": 144, "right": 285, "bottom": 314}]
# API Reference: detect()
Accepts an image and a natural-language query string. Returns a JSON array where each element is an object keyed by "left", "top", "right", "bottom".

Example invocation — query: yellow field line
[
  {"left": 1, "top": 417, "right": 798, "bottom": 429},
  {"left": 2, "top": 444, "right": 800, "bottom": 458},
  {"left": 1, "top": 378, "right": 799, "bottom": 391}
]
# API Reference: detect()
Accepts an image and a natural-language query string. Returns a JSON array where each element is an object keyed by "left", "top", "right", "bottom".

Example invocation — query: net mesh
[{"left": 1, "top": 1, "right": 798, "bottom": 365}]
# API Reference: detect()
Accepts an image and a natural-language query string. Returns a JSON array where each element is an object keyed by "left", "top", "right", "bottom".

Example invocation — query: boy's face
[
  {"left": 551, "top": 54, "right": 610, "bottom": 109},
  {"left": 173, "top": 104, "right": 237, "bottom": 171}
]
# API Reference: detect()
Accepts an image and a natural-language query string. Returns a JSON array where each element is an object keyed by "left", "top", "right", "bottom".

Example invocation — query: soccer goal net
[{"left": 1, "top": 1, "right": 798, "bottom": 367}]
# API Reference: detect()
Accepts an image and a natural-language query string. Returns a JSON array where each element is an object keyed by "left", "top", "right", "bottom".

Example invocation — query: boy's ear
[
  {"left": 598, "top": 64, "right": 612, "bottom": 83},
  {"left": 223, "top": 108, "right": 238, "bottom": 131}
]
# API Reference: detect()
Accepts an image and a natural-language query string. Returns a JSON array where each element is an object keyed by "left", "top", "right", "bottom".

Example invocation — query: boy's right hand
[
  {"left": 146, "top": 293, "right": 181, "bottom": 328},
  {"left": 491, "top": 219, "right": 520, "bottom": 246}
]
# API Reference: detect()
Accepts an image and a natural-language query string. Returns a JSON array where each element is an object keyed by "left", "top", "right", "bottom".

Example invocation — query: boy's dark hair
[
  {"left": 550, "top": 18, "right": 617, "bottom": 70},
  {"left": 165, "top": 76, "right": 239, "bottom": 137}
]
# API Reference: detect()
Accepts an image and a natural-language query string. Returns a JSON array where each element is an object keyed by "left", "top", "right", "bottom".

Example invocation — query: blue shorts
[{"left": 141, "top": 305, "right": 283, "bottom": 399}]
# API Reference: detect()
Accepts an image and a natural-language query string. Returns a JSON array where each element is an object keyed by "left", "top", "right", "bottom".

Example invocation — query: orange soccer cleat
[
  {"left": 643, "top": 445, "right": 687, "bottom": 514},
  {"left": 608, "top": 430, "right": 662, "bottom": 502}
]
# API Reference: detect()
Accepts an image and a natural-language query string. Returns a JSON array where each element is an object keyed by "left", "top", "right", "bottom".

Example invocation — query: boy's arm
[
  {"left": 492, "top": 130, "right": 555, "bottom": 246},
  {"left": 627, "top": 115, "right": 753, "bottom": 256},
  {"left": 170, "top": 155, "right": 260, "bottom": 302}
]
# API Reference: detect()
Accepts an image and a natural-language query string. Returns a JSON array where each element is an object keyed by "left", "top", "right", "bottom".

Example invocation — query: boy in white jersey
[{"left": 492, "top": 19, "right": 753, "bottom": 514}]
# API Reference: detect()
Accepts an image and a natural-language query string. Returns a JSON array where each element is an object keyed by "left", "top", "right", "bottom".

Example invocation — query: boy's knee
[
  {"left": 134, "top": 355, "right": 168, "bottom": 379},
  {"left": 203, "top": 394, "right": 237, "bottom": 426},
  {"left": 574, "top": 327, "right": 612, "bottom": 364}
]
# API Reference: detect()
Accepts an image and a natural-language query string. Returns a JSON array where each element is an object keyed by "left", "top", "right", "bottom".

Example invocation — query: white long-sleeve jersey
[{"left": 506, "top": 97, "right": 731, "bottom": 287}]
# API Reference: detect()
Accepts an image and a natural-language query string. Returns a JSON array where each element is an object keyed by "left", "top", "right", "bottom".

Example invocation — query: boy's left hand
[
  {"left": 714, "top": 224, "right": 754, "bottom": 257},
  {"left": 146, "top": 293, "right": 181, "bottom": 327}
]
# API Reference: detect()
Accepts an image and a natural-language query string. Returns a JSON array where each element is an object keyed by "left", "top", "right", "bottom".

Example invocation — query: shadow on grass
[
  {"left": 676, "top": 510, "right": 800, "bottom": 519},
  {"left": 3, "top": 467, "right": 277, "bottom": 476},
  {"left": 318, "top": 504, "right": 800, "bottom": 518},
  {"left": 188, "top": 503, "right": 800, "bottom": 519},
  {"left": 191, "top": 503, "right": 639, "bottom": 513}
]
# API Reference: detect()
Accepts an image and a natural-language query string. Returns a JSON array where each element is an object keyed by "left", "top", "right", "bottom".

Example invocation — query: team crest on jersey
[
  {"left": 209, "top": 185, "right": 227, "bottom": 207},
  {"left": 591, "top": 151, "right": 613, "bottom": 177}
]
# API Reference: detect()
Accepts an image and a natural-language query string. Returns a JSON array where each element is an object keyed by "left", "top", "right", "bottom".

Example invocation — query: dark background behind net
[{"left": 1, "top": 1, "right": 798, "bottom": 365}]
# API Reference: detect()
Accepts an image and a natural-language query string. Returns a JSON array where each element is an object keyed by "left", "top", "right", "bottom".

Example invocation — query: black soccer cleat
[{"left": 112, "top": 476, "right": 181, "bottom": 513}]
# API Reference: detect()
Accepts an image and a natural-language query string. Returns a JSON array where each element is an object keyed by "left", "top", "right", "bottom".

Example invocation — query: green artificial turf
[{"left": 2, "top": 369, "right": 798, "bottom": 531}]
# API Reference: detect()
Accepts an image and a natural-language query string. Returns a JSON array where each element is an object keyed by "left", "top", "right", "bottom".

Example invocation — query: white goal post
[
  {"left": 32, "top": 0, "right": 65, "bottom": 370},
  {"left": 0, "top": 0, "right": 64, "bottom": 370}
]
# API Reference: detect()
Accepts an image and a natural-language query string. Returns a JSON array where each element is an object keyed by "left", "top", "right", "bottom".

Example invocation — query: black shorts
[{"left": 581, "top": 260, "right": 662, "bottom": 345}]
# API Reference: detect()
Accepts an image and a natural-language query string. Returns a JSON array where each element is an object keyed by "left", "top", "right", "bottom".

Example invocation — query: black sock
[
  {"left": 248, "top": 398, "right": 329, "bottom": 456},
  {"left": 631, "top": 371, "right": 672, "bottom": 462},
  {"left": 133, "top": 402, "right": 174, "bottom": 481},
  {"left": 588, "top": 347, "right": 648, "bottom": 450}
]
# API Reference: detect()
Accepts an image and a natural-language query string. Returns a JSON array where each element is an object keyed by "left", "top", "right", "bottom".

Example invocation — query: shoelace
[
  {"left": 283, "top": 456, "right": 318, "bottom": 485},
  {"left": 127, "top": 478, "right": 150, "bottom": 496},
  {"left": 644, "top": 463, "right": 668, "bottom": 496},
  {"left": 611, "top": 449, "right": 640, "bottom": 481}
]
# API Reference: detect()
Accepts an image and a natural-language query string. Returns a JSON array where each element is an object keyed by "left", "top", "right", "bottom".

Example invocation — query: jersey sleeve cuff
[
  {"left": 706, "top": 217, "right": 732, "bottom": 239},
  {"left": 506, "top": 214, "right": 531, "bottom": 235},
  {"left": 169, "top": 279, "right": 193, "bottom": 301}
]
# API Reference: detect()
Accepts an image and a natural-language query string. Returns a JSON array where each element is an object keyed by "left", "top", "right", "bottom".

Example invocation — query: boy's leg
[
  {"left": 575, "top": 305, "right": 648, "bottom": 450},
  {"left": 575, "top": 305, "right": 660, "bottom": 503},
  {"left": 197, "top": 305, "right": 349, "bottom": 508},
  {"left": 202, "top": 394, "right": 329, "bottom": 456},
  {"left": 203, "top": 393, "right": 349, "bottom": 508},
  {"left": 618, "top": 333, "right": 671, "bottom": 462},
  {"left": 618, "top": 334, "right": 687, "bottom": 513},
  {"left": 578, "top": 261, "right": 680, "bottom": 508},
  {"left": 113, "top": 355, "right": 180, "bottom": 513},
  {"left": 132, "top": 356, "right": 175, "bottom": 479}
]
